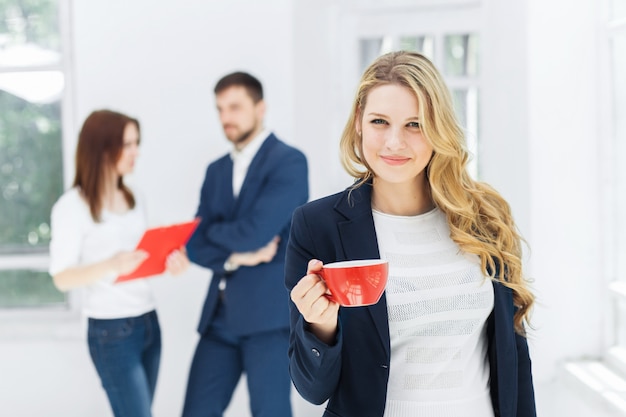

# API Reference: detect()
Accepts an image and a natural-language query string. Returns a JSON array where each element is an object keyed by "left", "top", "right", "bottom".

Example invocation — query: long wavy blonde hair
[{"left": 340, "top": 51, "right": 533, "bottom": 334}]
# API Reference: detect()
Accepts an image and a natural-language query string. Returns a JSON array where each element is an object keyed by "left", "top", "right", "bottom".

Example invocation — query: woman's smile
[{"left": 379, "top": 155, "right": 411, "bottom": 166}]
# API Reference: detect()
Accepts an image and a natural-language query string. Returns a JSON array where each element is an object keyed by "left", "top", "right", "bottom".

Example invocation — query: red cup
[{"left": 319, "top": 259, "right": 388, "bottom": 307}]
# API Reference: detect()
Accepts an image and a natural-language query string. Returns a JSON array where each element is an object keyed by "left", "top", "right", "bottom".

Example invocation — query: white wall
[
  {"left": 0, "top": 0, "right": 610, "bottom": 415},
  {"left": 480, "top": 0, "right": 530, "bottom": 235},
  {"left": 526, "top": 0, "right": 605, "bottom": 382},
  {"left": 293, "top": 0, "right": 352, "bottom": 201}
]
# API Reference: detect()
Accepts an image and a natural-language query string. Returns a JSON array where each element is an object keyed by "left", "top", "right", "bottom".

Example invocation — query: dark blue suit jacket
[
  {"left": 188, "top": 133, "right": 308, "bottom": 336},
  {"left": 284, "top": 183, "right": 536, "bottom": 417}
]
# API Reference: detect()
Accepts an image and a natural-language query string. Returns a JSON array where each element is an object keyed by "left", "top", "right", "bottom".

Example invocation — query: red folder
[{"left": 115, "top": 218, "right": 200, "bottom": 283}]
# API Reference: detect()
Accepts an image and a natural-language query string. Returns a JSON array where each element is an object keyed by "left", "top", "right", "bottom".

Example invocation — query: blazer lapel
[
  {"left": 218, "top": 156, "right": 236, "bottom": 218},
  {"left": 335, "top": 183, "right": 391, "bottom": 358}
]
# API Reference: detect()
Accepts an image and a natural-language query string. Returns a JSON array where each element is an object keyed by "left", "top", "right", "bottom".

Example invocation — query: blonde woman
[{"left": 285, "top": 51, "right": 535, "bottom": 417}]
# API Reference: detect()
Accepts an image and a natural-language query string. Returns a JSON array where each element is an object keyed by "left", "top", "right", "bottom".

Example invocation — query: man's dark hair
[{"left": 214, "top": 71, "right": 263, "bottom": 103}]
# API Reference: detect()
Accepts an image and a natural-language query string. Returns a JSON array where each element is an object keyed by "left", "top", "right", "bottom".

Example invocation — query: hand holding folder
[{"left": 115, "top": 218, "right": 200, "bottom": 283}]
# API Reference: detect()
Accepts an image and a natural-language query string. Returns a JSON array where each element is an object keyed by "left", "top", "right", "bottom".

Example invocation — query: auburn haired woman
[{"left": 49, "top": 109, "right": 189, "bottom": 417}]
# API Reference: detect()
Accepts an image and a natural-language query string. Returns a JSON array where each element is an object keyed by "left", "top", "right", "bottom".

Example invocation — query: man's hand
[
  {"left": 165, "top": 246, "right": 190, "bottom": 276},
  {"left": 227, "top": 236, "right": 280, "bottom": 269}
]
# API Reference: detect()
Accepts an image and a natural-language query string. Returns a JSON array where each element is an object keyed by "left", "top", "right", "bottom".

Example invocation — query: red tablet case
[{"left": 115, "top": 218, "right": 200, "bottom": 283}]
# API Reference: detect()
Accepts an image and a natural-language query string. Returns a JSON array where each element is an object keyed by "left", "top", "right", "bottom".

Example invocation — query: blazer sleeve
[
  {"left": 516, "top": 332, "right": 537, "bottom": 416},
  {"left": 285, "top": 205, "right": 343, "bottom": 405},
  {"left": 186, "top": 164, "right": 231, "bottom": 271},
  {"left": 207, "top": 149, "right": 308, "bottom": 252},
  {"left": 492, "top": 268, "right": 537, "bottom": 417}
]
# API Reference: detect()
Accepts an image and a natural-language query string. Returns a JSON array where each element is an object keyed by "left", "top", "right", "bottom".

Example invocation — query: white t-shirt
[
  {"left": 374, "top": 207, "right": 495, "bottom": 417},
  {"left": 49, "top": 187, "right": 156, "bottom": 319}
]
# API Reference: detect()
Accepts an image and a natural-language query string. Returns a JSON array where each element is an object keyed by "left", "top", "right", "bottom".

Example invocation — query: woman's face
[
  {"left": 115, "top": 122, "right": 140, "bottom": 176},
  {"left": 359, "top": 84, "right": 433, "bottom": 187}
]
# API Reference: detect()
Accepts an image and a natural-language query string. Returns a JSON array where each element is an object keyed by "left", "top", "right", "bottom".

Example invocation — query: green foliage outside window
[
  {"left": 0, "top": 270, "right": 64, "bottom": 307},
  {"left": 0, "top": 91, "right": 63, "bottom": 252},
  {"left": 0, "top": 91, "right": 63, "bottom": 251},
  {"left": 0, "top": 0, "right": 60, "bottom": 50},
  {"left": 0, "top": 0, "right": 66, "bottom": 307},
  {"left": 0, "top": 91, "right": 66, "bottom": 307}
]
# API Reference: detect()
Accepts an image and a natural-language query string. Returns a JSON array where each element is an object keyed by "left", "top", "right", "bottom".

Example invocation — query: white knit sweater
[{"left": 373, "top": 208, "right": 495, "bottom": 417}]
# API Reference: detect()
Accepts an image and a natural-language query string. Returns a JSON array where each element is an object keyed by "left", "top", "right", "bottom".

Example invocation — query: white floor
[
  {"left": 220, "top": 374, "right": 623, "bottom": 417},
  {"left": 535, "top": 378, "right": 625, "bottom": 417},
  {"left": 220, "top": 377, "right": 603, "bottom": 417},
  {"left": 225, "top": 377, "right": 625, "bottom": 417}
]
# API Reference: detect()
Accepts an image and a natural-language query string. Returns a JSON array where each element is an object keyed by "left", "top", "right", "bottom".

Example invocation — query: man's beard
[
  {"left": 236, "top": 127, "right": 255, "bottom": 144},
  {"left": 228, "top": 125, "right": 256, "bottom": 145}
]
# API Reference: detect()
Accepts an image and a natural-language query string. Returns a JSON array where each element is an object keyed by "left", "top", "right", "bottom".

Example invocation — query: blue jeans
[{"left": 88, "top": 310, "right": 161, "bottom": 417}]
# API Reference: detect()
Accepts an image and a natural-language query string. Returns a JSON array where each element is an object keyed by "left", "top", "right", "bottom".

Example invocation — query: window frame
[
  {"left": 0, "top": 0, "right": 79, "bottom": 321},
  {"left": 606, "top": 10, "right": 626, "bottom": 346}
]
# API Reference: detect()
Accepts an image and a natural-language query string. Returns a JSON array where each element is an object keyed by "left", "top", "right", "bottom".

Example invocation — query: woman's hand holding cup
[{"left": 290, "top": 259, "right": 340, "bottom": 345}]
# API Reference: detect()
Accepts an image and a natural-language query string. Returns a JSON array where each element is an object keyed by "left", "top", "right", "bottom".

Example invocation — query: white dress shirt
[{"left": 230, "top": 129, "right": 270, "bottom": 197}]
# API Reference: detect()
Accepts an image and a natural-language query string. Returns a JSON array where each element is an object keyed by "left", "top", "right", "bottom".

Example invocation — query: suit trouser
[{"left": 182, "top": 301, "right": 292, "bottom": 417}]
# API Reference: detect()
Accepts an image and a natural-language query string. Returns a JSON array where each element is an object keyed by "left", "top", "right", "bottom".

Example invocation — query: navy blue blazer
[
  {"left": 188, "top": 133, "right": 308, "bottom": 336},
  {"left": 284, "top": 183, "right": 536, "bottom": 417}
]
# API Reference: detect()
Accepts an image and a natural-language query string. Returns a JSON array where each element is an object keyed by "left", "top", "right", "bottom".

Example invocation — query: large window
[{"left": 0, "top": 0, "right": 66, "bottom": 308}]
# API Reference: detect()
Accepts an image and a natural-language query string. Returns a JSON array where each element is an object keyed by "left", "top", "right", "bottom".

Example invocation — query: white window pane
[
  {"left": 0, "top": 0, "right": 61, "bottom": 67},
  {"left": 399, "top": 35, "right": 434, "bottom": 60},
  {"left": 451, "top": 88, "right": 480, "bottom": 179},
  {"left": 444, "top": 33, "right": 479, "bottom": 77},
  {"left": 360, "top": 37, "right": 393, "bottom": 72}
]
